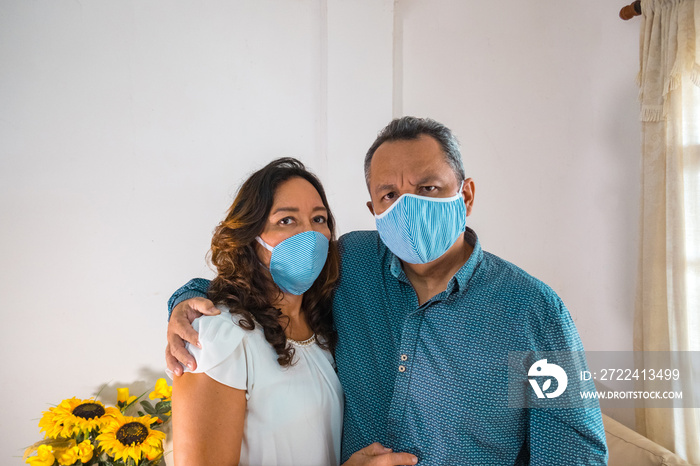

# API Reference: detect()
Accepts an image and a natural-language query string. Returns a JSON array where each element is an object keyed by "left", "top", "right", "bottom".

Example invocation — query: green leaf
[
  {"left": 140, "top": 401, "right": 157, "bottom": 415},
  {"left": 155, "top": 400, "right": 171, "bottom": 413}
]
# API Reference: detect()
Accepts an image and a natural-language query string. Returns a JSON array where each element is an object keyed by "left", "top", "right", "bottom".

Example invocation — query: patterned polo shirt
[{"left": 168, "top": 228, "right": 608, "bottom": 465}]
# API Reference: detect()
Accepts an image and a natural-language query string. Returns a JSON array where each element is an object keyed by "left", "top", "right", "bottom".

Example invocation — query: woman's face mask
[{"left": 256, "top": 231, "right": 329, "bottom": 295}]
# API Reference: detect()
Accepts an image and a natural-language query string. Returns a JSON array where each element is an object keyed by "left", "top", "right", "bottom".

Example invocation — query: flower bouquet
[{"left": 24, "top": 379, "right": 172, "bottom": 466}]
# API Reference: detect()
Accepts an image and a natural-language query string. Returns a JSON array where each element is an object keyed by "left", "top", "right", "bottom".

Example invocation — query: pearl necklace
[
  {"left": 288, "top": 334, "right": 317, "bottom": 347},
  {"left": 248, "top": 315, "right": 316, "bottom": 347}
]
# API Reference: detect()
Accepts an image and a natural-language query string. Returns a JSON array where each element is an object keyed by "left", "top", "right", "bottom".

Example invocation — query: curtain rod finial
[
  {"left": 620, "top": 0, "right": 642, "bottom": 21},
  {"left": 620, "top": 1, "right": 642, "bottom": 20}
]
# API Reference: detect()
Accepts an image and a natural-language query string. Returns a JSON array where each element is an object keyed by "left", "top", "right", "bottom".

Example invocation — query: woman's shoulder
[
  {"left": 185, "top": 306, "right": 260, "bottom": 391},
  {"left": 193, "top": 305, "right": 258, "bottom": 338},
  {"left": 188, "top": 306, "right": 262, "bottom": 368}
]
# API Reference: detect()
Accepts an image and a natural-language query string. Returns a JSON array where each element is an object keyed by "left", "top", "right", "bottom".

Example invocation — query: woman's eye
[
  {"left": 279, "top": 217, "right": 294, "bottom": 225},
  {"left": 313, "top": 216, "right": 327, "bottom": 224}
]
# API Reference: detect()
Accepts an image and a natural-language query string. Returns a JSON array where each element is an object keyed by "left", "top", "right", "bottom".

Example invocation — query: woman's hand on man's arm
[{"left": 166, "top": 297, "right": 220, "bottom": 375}]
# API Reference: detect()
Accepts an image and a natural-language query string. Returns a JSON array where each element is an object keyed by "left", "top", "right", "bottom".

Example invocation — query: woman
[{"left": 171, "top": 158, "right": 343, "bottom": 466}]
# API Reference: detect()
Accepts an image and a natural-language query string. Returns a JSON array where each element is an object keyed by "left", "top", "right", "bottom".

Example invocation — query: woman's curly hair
[{"left": 207, "top": 158, "right": 339, "bottom": 366}]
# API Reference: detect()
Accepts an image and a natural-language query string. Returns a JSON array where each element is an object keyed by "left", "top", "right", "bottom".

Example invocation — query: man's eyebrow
[
  {"left": 374, "top": 176, "right": 443, "bottom": 195},
  {"left": 374, "top": 184, "right": 397, "bottom": 195},
  {"left": 414, "top": 175, "right": 442, "bottom": 186}
]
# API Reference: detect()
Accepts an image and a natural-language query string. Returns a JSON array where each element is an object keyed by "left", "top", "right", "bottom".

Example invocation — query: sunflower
[
  {"left": 39, "top": 397, "right": 119, "bottom": 439},
  {"left": 96, "top": 413, "right": 166, "bottom": 464}
]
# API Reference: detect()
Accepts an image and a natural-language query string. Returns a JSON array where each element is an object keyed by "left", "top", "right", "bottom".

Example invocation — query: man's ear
[
  {"left": 462, "top": 178, "right": 475, "bottom": 216},
  {"left": 366, "top": 201, "right": 375, "bottom": 215}
]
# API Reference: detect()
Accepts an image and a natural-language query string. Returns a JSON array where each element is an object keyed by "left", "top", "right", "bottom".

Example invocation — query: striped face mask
[
  {"left": 256, "top": 230, "right": 329, "bottom": 295},
  {"left": 374, "top": 182, "right": 466, "bottom": 264}
]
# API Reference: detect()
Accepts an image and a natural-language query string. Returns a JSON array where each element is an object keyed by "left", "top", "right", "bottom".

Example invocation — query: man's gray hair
[{"left": 364, "top": 116, "right": 465, "bottom": 187}]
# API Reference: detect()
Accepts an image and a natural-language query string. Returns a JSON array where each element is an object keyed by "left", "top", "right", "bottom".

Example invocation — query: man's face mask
[{"left": 374, "top": 182, "right": 466, "bottom": 264}]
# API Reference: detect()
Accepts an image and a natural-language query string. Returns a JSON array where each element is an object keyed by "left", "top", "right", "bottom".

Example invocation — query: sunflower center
[
  {"left": 116, "top": 422, "right": 149, "bottom": 446},
  {"left": 72, "top": 403, "right": 105, "bottom": 420}
]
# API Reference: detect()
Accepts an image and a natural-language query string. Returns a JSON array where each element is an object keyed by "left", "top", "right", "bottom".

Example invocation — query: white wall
[{"left": 0, "top": 0, "right": 641, "bottom": 462}]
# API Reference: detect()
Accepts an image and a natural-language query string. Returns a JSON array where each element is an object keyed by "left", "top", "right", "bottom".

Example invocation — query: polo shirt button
[
  {"left": 400, "top": 354, "right": 408, "bottom": 361},
  {"left": 398, "top": 365, "right": 406, "bottom": 372}
]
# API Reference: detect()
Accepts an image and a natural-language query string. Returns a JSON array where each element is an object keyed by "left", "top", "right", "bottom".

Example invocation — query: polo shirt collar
[{"left": 388, "top": 227, "right": 484, "bottom": 295}]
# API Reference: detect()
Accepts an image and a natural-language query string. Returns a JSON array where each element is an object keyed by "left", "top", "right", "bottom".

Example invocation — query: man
[{"left": 166, "top": 117, "right": 608, "bottom": 465}]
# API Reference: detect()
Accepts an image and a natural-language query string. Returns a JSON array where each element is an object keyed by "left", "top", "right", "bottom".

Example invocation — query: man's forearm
[{"left": 167, "top": 278, "right": 211, "bottom": 319}]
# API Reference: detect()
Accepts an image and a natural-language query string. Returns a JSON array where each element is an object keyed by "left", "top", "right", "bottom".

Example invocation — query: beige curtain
[{"left": 635, "top": 0, "right": 700, "bottom": 463}]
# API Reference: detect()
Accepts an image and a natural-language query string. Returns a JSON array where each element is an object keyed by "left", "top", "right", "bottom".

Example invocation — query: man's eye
[
  {"left": 383, "top": 192, "right": 396, "bottom": 201},
  {"left": 313, "top": 216, "right": 327, "bottom": 224},
  {"left": 420, "top": 186, "right": 437, "bottom": 193}
]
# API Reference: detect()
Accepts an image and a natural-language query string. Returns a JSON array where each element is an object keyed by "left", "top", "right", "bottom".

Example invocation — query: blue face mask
[
  {"left": 256, "top": 230, "right": 329, "bottom": 295},
  {"left": 374, "top": 183, "right": 466, "bottom": 264}
]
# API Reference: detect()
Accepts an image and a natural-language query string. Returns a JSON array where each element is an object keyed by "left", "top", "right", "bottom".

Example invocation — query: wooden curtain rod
[{"left": 620, "top": 1, "right": 641, "bottom": 20}]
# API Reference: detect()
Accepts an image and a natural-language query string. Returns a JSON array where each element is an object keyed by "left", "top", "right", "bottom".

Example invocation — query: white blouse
[{"left": 183, "top": 309, "right": 344, "bottom": 466}]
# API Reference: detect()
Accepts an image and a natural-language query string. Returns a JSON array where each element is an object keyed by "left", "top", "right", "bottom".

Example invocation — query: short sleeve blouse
[{"left": 182, "top": 309, "right": 344, "bottom": 466}]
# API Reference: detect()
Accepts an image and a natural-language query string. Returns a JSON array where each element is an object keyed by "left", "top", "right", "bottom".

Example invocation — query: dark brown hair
[
  {"left": 207, "top": 158, "right": 339, "bottom": 366},
  {"left": 364, "top": 116, "right": 465, "bottom": 186}
]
